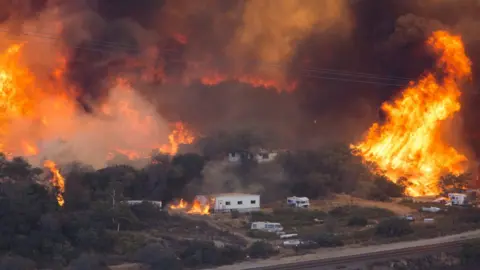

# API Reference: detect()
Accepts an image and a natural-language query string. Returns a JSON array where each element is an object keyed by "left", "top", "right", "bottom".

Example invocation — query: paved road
[{"left": 207, "top": 230, "right": 480, "bottom": 270}]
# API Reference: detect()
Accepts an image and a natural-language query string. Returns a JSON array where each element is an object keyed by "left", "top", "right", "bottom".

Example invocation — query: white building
[
  {"left": 195, "top": 193, "right": 260, "bottom": 213},
  {"left": 254, "top": 151, "right": 278, "bottom": 163},
  {"left": 448, "top": 193, "right": 467, "bottom": 205}
]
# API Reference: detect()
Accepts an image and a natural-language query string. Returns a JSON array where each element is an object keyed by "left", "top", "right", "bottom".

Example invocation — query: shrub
[
  {"left": 180, "top": 240, "right": 220, "bottom": 267},
  {"left": 217, "top": 245, "right": 246, "bottom": 265},
  {"left": 347, "top": 216, "right": 368, "bottom": 227},
  {"left": 231, "top": 210, "right": 240, "bottom": 219},
  {"left": 68, "top": 253, "right": 108, "bottom": 270},
  {"left": 375, "top": 218, "right": 413, "bottom": 238},
  {"left": 250, "top": 211, "right": 273, "bottom": 222},
  {"left": 130, "top": 201, "right": 167, "bottom": 222},
  {"left": 136, "top": 244, "right": 182, "bottom": 270},
  {"left": 248, "top": 241, "right": 278, "bottom": 259},
  {"left": 247, "top": 230, "right": 278, "bottom": 240},
  {"left": 456, "top": 208, "right": 480, "bottom": 224},
  {"left": 373, "top": 176, "right": 405, "bottom": 197},
  {"left": 367, "top": 187, "right": 391, "bottom": 202},
  {"left": 329, "top": 206, "right": 394, "bottom": 219},
  {"left": 460, "top": 240, "right": 480, "bottom": 265},
  {"left": 314, "top": 233, "right": 344, "bottom": 247}
]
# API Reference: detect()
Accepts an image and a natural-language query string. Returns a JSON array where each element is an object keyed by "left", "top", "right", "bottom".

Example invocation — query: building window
[
  {"left": 237, "top": 201, "right": 243, "bottom": 205},
  {"left": 226, "top": 201, "right": 231, "bottom": 205},
  {"left": 250, "top": 200, "right": 256, "bottom": 204}
]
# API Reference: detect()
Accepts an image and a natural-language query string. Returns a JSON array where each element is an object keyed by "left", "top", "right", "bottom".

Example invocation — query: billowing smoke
[{"left": 0, "top": 0, "right": 480, "bottom": 194}]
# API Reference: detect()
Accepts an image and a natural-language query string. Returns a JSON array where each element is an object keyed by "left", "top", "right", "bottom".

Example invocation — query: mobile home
[{"left": 195, "top": 193, "right": 260, "bottom": 213}]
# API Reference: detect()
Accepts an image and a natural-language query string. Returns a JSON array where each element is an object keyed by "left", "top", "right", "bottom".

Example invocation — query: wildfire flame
[
  {"left": 43, "top": 160, "right": 65, "bottom": 206},
  {"left": 187, "top": 199, "right": 210, "bottom": 215},
  {"left": 351, "top": 31, "right": 471, "bottom": 196},
  {"left": 170, "top": 198, "right": 210, "bottom": 215},
  {"left": 169, "top": 198, "right": 188, "bottom": 209},
  {"left": 159, "top": 122, "right": 195, "bottom": 156},
  {"left": 199, "top": 70, "right": 296, "bottom": 92}
]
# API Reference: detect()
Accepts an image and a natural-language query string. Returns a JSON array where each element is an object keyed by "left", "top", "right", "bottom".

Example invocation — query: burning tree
[{"left": 351, "top": 31, "right": 472, "bottom": 197}]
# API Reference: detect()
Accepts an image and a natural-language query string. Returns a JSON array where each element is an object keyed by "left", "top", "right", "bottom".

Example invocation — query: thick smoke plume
[{"left": 1, "top": 0, "right": 480, "bottom": 194}]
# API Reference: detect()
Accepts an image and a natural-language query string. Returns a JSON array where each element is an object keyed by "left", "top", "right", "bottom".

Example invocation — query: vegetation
[
  {"left": 3, "top": 133, "right": 474, "bottom": 268},
  {"left": 368, "top": 175, "right": 405, "bottom": 201},
  {"left": 347, "top": 216, "right": 368, "bottom": 227},
  {"left": 375, "top": 218, "right": 413, "bottom": 238},
  {"left": 247, "top": 241, "right": 278, "bottom": 259},
  {"left": 313, "top": 233, "right": 344, "bottom": 247},
  {"left": 460, "top": 240, "right": 480, "bottom": 266},
  {"left": 0, "top": 152, "right": 250, "bottom": 269},
  {"left": 250, "top": 208, "right": 328, "bottom": 229},
  {"left": 439, "top": 172, "right": 471, "bottom": 194}
]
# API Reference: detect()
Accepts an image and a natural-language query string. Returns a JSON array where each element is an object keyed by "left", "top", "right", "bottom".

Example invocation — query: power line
[{"left": 0, "top": 27, "right": 414, "bottom": 88}]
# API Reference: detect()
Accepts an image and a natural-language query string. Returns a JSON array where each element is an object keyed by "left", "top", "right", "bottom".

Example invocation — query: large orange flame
[
  {"left": 187, "top": 199, "right": 210, "bottom": 215},
  {"left": 169, "top": 198, "right": 188, "bottom": 209},
  {"left": 159, "top": 122, "right": 195, "bottom": 156},
  {"left": 43, "top": 160, "right": 65, "bottom": 206},
  {"left": 170, "top": 198, "right": 210, "bottom": 215},
  {"left": 351, "top": 31, "right": 471, "bottom": 197}
]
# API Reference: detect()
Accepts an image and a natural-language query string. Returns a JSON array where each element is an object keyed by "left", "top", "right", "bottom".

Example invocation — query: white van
[{"left": 287, "top": 196, "right": 310, "bottom": 208}]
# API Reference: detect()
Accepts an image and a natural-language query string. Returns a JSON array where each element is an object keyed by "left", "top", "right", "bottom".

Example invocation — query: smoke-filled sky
[{"left": 2, "top": 0, "right": 480, "bottom": 160}]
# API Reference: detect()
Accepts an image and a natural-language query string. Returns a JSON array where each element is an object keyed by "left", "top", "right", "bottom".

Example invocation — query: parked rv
[
  {"left": 250, "top": 222, "right": 283, "bottom": 233},
  {"left": 286, "top": 196, "right": 310, "bottom": 208},
  {"left": 448, "top": 193, "right": 467, "bottom": 206}
]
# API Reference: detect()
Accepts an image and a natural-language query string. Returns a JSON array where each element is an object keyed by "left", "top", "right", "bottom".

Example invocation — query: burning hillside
[
  {"left": 1, "top": 0, "right": 480, "bottom": 204},
  {"left": 0, "top": 41, "right": 195, "bottom": 167},
  {"left": 351, "top": 31, "right": 471, "bottom": 196}
]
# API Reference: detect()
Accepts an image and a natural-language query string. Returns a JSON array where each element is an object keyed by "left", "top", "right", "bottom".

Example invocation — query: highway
[{"left": 207, "top": 230, "right": 480, "bottom": 270}]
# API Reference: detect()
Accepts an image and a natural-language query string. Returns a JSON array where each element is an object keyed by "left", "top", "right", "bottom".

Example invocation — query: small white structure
[
  {"left": 251, "top": 221, "right": 283, "bottom": 232},
  {"left": 280, "top": 233, "right": 298, "bottom": 239},
  {"left": 421, "top": 206, "right": 441, "bottom": 213},
  {"left": 448, "top": 193, "right": 467, "bottom": 205},
  {"left": 254, "top": 150, "right": 278, "bottom": 163},
  {"left": 195, "top": 193, "right": 260, "bottom": 213},
  {"left": 121, "top": 200, "right": 162, "bottom": 208},
  {"left": 287, "top": 196, "right": 310, "bottom": 208},
  {"left": 227, "top": 153, "right": 242, "bottom": 163}
]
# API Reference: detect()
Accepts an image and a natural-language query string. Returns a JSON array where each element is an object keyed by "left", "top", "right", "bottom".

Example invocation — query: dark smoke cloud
[{"left": 10, "top": 0, "right": 480, "bottom": 156}]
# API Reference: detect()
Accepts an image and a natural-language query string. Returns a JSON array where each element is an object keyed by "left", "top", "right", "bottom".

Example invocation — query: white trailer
[
  {"left": 121, "top": 200, "right": 162, "bottom": 208},
  {"left": 448, "top": 193, "right": 467, "bottom": 205},
  {"left": 195, "top": 193, "right": 260, "bottom": 213},
  {"left": 250, "top": 221, "right": 283, "bottom": 232},
  {"left": 287, "top": 196, "right": 310, "bottom": 208}
]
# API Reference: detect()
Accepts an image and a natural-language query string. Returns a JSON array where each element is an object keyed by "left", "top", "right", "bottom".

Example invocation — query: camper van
[
  {"left": 287, "top": 196, "right": 310, "bottom": 208},
  {"left": 250, "top": 222, "right": 283, "bottom": 233}
]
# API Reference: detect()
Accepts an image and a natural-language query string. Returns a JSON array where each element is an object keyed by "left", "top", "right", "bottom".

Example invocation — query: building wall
[{"left": 213, "top": 194, "right": 260, "bottom": 212}]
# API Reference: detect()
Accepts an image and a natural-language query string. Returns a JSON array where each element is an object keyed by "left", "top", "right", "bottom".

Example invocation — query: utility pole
[{"left": 110, "top": 188, "right": 120, "bottom": 231}]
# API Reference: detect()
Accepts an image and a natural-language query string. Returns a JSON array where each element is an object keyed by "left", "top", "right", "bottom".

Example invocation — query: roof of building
[{"left": 210, "top": 193, "right": 260, "bottom": 198}]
